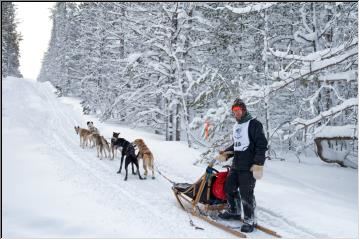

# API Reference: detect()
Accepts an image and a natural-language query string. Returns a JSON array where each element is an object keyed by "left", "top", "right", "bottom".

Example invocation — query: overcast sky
[{"left": 15, "top": 2, "right": 55, "bottom": 80}]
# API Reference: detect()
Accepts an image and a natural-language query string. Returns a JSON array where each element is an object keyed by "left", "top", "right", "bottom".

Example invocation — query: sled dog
[
  {"left": 110, "top": 132, "right": 122, "bottom": 159},
  {"left": 89, "top": 133, "right": 109, "bottom": 160},
  {"left": 111, "top": 132, "right": 142, "bottom": 181},
  {"left": 74, "top": 126, "right": 92, "bottom": 148},
  {"left": 87, "top": 121, "right": 99, "bottom": 134},
  {"left": 133, "top": 139, "right": 155, "bottom": 179},
  {"left": 101, "top": 135, "right": 111, "bottom": 159}
]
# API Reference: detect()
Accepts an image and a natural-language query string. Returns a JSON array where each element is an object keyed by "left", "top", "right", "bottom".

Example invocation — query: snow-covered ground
[{"left": 3, "top": 77, "right": 358, "bottom": 238}]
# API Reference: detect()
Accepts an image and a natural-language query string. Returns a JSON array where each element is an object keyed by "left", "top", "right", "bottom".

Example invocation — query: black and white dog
[
  {"left": 111, "top": 132, "right": 143, "bottom": 181},
  {"left": 87, "top": 121, "right": 99, "bottom": 134}
]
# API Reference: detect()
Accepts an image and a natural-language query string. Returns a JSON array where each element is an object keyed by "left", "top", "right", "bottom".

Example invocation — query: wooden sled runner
[{"left": 172, "top": 165, "right": 281, "bottom": 238}]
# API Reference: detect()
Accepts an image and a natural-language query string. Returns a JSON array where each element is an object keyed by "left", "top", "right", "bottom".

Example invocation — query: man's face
[{"left": 232, "top": 106, "right": 244, "bottom": 121}]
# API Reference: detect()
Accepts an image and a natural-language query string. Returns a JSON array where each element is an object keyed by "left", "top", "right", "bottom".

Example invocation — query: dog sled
[{"left": 171, "top": 163, "right": 281, "bottom": 238}]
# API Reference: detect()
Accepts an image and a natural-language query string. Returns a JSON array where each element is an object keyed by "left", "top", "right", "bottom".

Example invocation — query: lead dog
[
  {"left": 74, "top": 126, "right": 92, "bottom": 148},
  {"left": 133, "top": 139, "right": 155, "bottom": 179}
]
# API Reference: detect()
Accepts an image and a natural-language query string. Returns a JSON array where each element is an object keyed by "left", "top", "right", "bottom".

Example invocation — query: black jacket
[{"left": 225, "top": 118, "right": 268, "bottom": 171}]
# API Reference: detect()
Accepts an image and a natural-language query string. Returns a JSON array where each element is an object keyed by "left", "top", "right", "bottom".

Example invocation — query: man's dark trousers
[{"left": 225, "top": 169, "right": 256, "bottom": 223}]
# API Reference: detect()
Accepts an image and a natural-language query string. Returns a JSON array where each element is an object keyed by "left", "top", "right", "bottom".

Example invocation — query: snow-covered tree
[
  {"left": 2, "top": 2, "right": 22, "bottom": 78},
  {"left": 38, "top": 2, "right": 357, "bottom": 166},
  {"left": 38, "top": 2, "right": 79, "bottom": 95}
]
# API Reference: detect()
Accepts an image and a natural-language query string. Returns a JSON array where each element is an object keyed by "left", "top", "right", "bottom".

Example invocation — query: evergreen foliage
[
  {"left": 2, "top": 2, "right": 22, "bottom": 78},
  {"left": 38, "top": 2, "right": 358, "bottom": 165}
]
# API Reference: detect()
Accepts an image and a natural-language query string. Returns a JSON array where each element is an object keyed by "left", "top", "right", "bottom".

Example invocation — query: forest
[{"left": 35, "top": 2, "right": 358, "bottom": 167}]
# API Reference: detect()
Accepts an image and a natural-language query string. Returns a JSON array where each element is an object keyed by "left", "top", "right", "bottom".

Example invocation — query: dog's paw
[
  {"left": 152, "top": 176, "right": 155, "bottom": 180},
  {"left": 124, "top": 178, "right": 127, "bottom": 181},
  {"left": 116, "top": 171, "right": 121, "bottom": 174}
]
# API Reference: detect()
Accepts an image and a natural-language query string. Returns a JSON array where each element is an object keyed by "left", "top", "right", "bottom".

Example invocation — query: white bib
[{"left": 233, "top": 120, "right": 251, "bottom": 151}]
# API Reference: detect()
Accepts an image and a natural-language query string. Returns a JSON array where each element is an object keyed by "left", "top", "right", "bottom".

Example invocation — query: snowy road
[{"left": 3, "top": 77, "right": 358, "bottom": 238}]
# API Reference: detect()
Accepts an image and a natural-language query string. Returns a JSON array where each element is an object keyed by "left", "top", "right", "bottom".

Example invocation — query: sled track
[
  {"left": 52, "top": 128, "right": 323, "bottom": 238},
  {"left": 53, "top": 133, "right": 170, "bottom": 222},
  {"left": 257, "top": 206, "right": 325, "bottom": 238},
  {"left": 40, "top": 88, "right": 177, "bottom": 226},
  {"left": 156, "top": 165, "right": 324, "bottom": 238},
  {"left": 42, "top": 87, "right": 326, "bottom": 238},
  {"left": 266, "top": 167, "right": 345, "bottom": 203}
]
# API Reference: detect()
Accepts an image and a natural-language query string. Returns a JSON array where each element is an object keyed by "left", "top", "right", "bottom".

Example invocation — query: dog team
[{"left": 74, "top": 121, "right": 155, "bottom": 181}]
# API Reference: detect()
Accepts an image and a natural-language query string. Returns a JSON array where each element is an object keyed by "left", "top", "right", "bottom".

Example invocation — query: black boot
[
  {"left": 234, "top": 191, "right": 242, "bottom": 217},
  {"left": 241, "top": 222, "right": 255, "bottom": 233},
  {"left": 218, "top": 208, "right": 241, "bottom": 220},
  {"left": 219, "top": 190, "right": 242, "bottom": 220}
]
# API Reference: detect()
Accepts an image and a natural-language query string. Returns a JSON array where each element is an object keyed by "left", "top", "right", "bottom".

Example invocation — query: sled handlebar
[
  {"left": 206, "top": 167, "right": 219, "bottom": 174},
  {"left": 206, "top": 159, "right": 220, "bottom": 174},
  {"left": 209, "top": 159, "right": 216, "bottom": 167}
]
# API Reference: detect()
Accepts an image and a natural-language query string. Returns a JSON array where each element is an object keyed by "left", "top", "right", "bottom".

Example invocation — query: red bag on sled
[{"left": 211, "top": 171, "right": 228, "bottom": 200}]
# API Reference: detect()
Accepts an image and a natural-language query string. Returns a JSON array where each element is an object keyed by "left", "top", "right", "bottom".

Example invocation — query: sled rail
[
  {"left": 173, "top": 183, "right": 282, "bottom": 238},
  {"left": 192, "top": 211, "right": 247, "bottom": 238}
]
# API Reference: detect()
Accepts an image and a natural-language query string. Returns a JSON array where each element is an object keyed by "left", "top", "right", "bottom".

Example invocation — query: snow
[
  {"left": 320, "top": 141, "right": 350, "bottom": 162},
  {"left": 3, "top": 77, "right": 359, "bottom": 238},
  {"left": 292, "top": 98, "right": 358, "bottom": 128},
  {"left": 314, "top": 125, "right": 357, "bottom": 165},
  {"left": 268, "top": 39, "right": 358, "bottom": 95},
  {"left": 315, "top": 125, "right": 357, "bottom": 138},
  {"left": 223, "top": 3, "right": 276, "bottom": 14},
  {"left": 318, "top": 70, "right": 358, "bottom": 82},
  {"left": 124, "top": 52, "right": 142, "bottom": 65}
]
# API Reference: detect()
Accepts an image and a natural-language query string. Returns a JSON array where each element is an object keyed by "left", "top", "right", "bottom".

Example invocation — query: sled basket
[
  {"left": 172, "top": 166, "right": 229, "bottom": 212},
  {"left": 171, "top": 165, "right": 282, "bottom": 238}
]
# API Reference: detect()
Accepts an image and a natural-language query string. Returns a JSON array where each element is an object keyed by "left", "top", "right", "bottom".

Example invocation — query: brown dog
[
  {"left": 101, "top": 135, "right": 111, "bottom": 159},
  {"left": 74, "top": 126, "right": 92, "bottom": 148},
  {"left": 89, "top": 133, "right": 109, "bottom": 159},
  {"left": 133, "top": 139, "right": 155, "bottom": 179}
]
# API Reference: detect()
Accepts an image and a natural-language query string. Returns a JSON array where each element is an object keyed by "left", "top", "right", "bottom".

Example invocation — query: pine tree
[
  {"left": 38, "top": 2, "right": 357, "bottom": 165},
  {"left": 2, "top": 2, "right": 22, "bottom": 78}
]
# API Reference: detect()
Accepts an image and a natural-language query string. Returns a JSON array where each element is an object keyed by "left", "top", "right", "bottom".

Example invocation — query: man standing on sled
[{"left": 215, "top": 98, "right": 268, "bottom": 233}]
